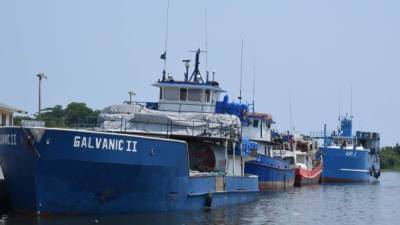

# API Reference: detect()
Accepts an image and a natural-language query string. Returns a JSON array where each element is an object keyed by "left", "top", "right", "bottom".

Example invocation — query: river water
[{"left": 1, "top": 172, "right": 399, "bottom": 225}]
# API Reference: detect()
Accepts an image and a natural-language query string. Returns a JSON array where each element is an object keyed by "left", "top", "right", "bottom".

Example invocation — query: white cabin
[
  {"left": 242, "top": 112, "right": 274, "bottom": 156},
  {"left": 153, "top": 82, "right": 224, "bottom": 113}
]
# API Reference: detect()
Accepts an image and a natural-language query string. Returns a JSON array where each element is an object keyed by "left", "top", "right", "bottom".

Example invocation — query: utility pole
[
  {"left": 128, "top": 91, "right": 136, "bottom": 104},
  {"left": 36, "top": 73, "right": 47, "bottom": 115}
]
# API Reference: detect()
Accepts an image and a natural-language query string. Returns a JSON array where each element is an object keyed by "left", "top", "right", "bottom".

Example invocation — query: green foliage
[
  {"left": 380, "top": 145, "right": 400, "bottom": 171},
  {"left": 64, "top": 102, "right": 98, "bottom": 127},
  {"left": 19, "top": 102, "right": 99, "bottom": 128},
  {"left": 13, "top": 116, "right": 34, "bottom": 126},
  {"left": 37, "top": 105, "right": 66, "bottom": 127}
]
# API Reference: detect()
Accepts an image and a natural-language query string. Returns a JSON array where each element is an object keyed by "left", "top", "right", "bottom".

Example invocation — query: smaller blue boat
[
  {"left": 319, "top": 115, "right": 380, "bottom": 183},
  {"left": 241, "top": 112, "right": 295, "bottom": 190},
  {"left": 245, "top": 154, "right": 295, "bottom": 190}
]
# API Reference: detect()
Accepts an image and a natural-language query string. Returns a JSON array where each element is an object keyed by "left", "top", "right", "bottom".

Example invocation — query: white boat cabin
[
  {"left": 153, "top": 82, "right": 224, "bottom": 113},
  {"left": 294, "top": 137, "right": 319, "bottom": 169},
  {"left": 153, "top": 49, "right": 225, "bottom": 114},
  {"left": 242, "top": 112, "right": 274, "bottom": 156}
]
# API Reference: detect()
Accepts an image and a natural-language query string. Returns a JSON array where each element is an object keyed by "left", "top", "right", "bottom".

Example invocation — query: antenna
[
  {"left": 350, "top": 84, "right": 353, "bottom": 118},
  {"left": 289, "top": 89, "right": 293, "bottom": 134},
  {"left": 338, "top": 89, "right": 341, "bottom": 121},
  {"left": 239, "top": 38, "right": 244, "bottom": 104},
  {"left": 160, "top": 0, "right": 170, "bottom": 81},
  {"left": 204, "top": 8, "right": 208, "bottom": 73},
  {"left": 252, "top": 50, "right": 256, "bottom": 113}
]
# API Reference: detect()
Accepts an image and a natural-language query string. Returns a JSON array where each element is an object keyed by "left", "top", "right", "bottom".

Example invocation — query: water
[{"left": 1, "top": 172, "right": 399, "bottom": 225}]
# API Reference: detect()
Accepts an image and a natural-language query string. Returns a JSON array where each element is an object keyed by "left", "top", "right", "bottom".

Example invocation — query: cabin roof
[
  {"left": 248, "top": 112, "right": 274, "bottom": 122},
  {"left": 0, "top": 102, "right": 27, "bottom": 114},
  {"left": 153, "top": 81, "right": 225, "bottom": 92}
]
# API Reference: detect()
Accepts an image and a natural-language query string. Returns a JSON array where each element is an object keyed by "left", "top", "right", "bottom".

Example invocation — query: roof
[
  {"left": 248, "top": 112, "right": 274, "bottom": 122},
  {"left": 153, "top": 81, "right": 225, "bottom": 92},
  {"left": 0, "top": 102, "right": 27, "bottom": 114}
]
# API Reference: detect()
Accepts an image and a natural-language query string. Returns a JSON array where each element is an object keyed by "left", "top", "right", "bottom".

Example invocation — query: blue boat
[
  {"left": 0, "top": 168, "right": 10, "bottom": 210},
  {"left": 0, "top": 49, "right": 258, "bottom": 215},
  {"left": 241, "top": 112, "right": 295, "bottom": 190},
  {"left": 245, "top": 154, "right": 295, "bottom": 190},
  {"left": 319, "top": 115, "right": 381, "bottom": 183}
]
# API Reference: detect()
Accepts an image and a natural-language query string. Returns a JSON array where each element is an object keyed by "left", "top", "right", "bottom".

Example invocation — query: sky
[{"left": 0, "top": 0, "right": 399, "bottom": 146}]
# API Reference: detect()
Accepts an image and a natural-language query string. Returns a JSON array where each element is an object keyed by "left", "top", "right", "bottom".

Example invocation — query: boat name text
[
  {"left": 73, "top": 136, "right": 137, "bottom": 152},
  {"left": 0, "top": 134, "right": 17, "bottom": 146}
]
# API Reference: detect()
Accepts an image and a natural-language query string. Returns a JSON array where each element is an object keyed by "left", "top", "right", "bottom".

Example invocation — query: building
[{"left": 0, "top": 102, "right": 27, "bottom": 126}]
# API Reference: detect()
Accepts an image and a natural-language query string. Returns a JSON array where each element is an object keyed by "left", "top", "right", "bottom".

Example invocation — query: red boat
[{"left": 295, "top": 163, "right": 322, "bottom": 186}]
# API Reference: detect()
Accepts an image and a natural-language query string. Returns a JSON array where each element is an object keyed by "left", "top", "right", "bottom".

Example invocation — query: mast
[
  {"left": 239, "top": 38, "right": 244, "bottom": 104},
  {"left": 161, "top": 0, "right": 170, "bottom": 81},
  {"left": 252, "top": 50, "right": 256, "bottom": 113},
  {"left": 350, "top": 84, "right": 353, "bottom": 118},
  {"left": 189, "top": 49, "right": 205, "bottom": 83},
  {"left": 204, "top": 8, "right": 208, "bottom": 73},
  {"left": 289, "top": 90, "right": 293, "bottom": 134}
]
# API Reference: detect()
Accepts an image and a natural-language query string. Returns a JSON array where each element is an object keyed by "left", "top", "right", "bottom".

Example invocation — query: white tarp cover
[{"left": 98, "top": 104, "right": 241, "bottom": 138}]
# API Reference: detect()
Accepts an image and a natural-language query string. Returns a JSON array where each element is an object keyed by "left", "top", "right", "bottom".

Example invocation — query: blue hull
[
  {"left": 0, "top": 127, "right": 258, "bottom": 214},
  {"left": 0, "top": 179, "right": 10, "bottom": 210},
  {"left": 244, "top": 155, "right": 295, "bottom": 190},
  {"left": 320, "top": 147, "right": 380, "bottom": 183}
]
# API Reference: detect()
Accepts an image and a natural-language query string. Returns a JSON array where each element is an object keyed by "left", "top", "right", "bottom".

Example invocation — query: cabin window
[
  {"left": 1, "top": 113, "right": 6, "bottom": 126},
  {"left": 164, "top": 87, "right": 180, "bottom": 101},
  {"left": 180, "top": 88, "right": 187, "bottom": 101},
  {"left": 159, "top": 88, "right": 163, "bottom": 100},
  {"left": 205, "top": 90, "right": 211, "bottom": 102},
  {"left": 253, "top": 120, "right": 259, "bottom": 128},
  {"left": 188, "top": 89, "right": 202, "bottom": 102}
]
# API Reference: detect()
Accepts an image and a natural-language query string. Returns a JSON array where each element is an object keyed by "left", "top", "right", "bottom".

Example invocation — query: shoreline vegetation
[
  {"left": 14, "top": 102, "right": 99, "bottom": 128},
  {"left": 380, "top": 145, "right": 400, "bottom": 171},
  {"left": 14, "top": 102, "right": 400, "bottom": 171}
]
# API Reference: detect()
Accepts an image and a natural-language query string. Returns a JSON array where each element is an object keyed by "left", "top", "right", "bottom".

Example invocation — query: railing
[
  {"left": 17, "top": 117, "right": 241, "bottom": 140},
  {"left": 101, "top": 117, "right": 241, "bottom": 140},
  {"left": 125, "top": 101, "right": 217, "bottom": 114},
  {"left": 309, "top": 130, "right": 334, "bottom": 139},
  {"left": 16, "top": 119, "right": 99, "bottom": 130}
]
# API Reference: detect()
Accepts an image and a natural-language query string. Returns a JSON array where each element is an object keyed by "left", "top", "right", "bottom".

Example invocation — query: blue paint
[
  {"left": 339, "top": 117, "right": 352, "bottom": 137},
  {"left": 319, "top": 116, "right": 380, "bottom": 183},
  {"left": 245, "top": 154, "right": 295, "bottom": 190},
  {"left": 0, "top": 127, "right": 258, "bottom": 214},
  {"left": 320, "top": 147, "right": 379, "bottom": 182},
  {"left": 216, "top": 95, "right": 248, "bottom": 121}
]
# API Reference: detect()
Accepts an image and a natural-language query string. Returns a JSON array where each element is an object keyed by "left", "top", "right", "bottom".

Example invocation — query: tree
[
  {"left": 36, "top": 105, "right": 66, "bottom": 127},
  {"left": 64, "top": 102, "right": 99, "bottom": 127},
  {"left": 13, "top": 116, "right": 34, "bottom": 126}
]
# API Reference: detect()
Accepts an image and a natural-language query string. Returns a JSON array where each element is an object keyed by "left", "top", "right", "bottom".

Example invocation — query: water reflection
[{"left": 1, "top": 172, "right": 399, "bottom": 225}]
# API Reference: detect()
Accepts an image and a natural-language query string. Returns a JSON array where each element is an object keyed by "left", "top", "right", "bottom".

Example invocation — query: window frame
[
  {"left": 180, "top": 88, "right": 188, "bottom": 101},
  {"left": 187, "top": 88, "right": 203, "bottom": 102},
  {"left": 253, "top": 119, "right": 259, "bottom": 128},
  {"left": 163, "top": 87, "right": 180, "bottom": 101}
]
